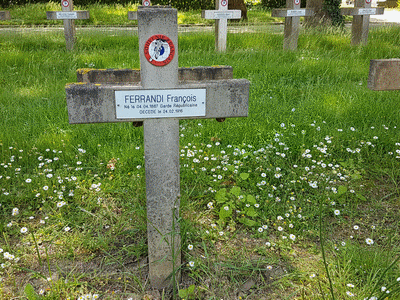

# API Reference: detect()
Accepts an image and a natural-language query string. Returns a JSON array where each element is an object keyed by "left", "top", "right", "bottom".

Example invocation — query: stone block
[{"left": 368, "top": 59, "right": 400, "bottom": 91}]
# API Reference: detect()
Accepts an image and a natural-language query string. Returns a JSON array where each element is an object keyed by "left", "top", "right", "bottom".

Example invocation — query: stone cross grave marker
[
  {"left": 0, "top": 11, "right": 11, "bottom": 20},
  {"left": 368, "top": 59, "right": 400, "bottom": 91},
  {"left": 46, "top": 0, "right": 89, "bottom": 50},
  {"left": 341, "top": 0, "right": 384, "bottom": 45},
  {"left": 271, "top": 0, "right": 314, "bottom": 50},
  {"left": 65, "top": 6, "right": 250, "bottom": 289},
  {"left": 202, "top": 0, "right": 242, "bottom": 52}
]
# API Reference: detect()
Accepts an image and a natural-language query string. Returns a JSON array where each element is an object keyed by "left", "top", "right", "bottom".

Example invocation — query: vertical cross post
[
  {"left": 271, "top": 0, "right": 314, "bottom": 50},
  {"left": 138, "top": 7, "right": 181, "bottom": 289},
  {"left": 46, "top": 0, "right": 89, "bottom": 50},
  {"left": 202, "top": 0, "right": 241, "bottom": 52},
  {"left": 341, "top": 0, "right": 384, "bottom": 45},
  {"left": 0, "top": 11, "right": 10, "bottom": 20}
]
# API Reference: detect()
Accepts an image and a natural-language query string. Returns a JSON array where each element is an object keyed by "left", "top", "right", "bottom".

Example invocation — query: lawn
[{"left": 1, "top": 8, "right": 400, "bottom": 300}]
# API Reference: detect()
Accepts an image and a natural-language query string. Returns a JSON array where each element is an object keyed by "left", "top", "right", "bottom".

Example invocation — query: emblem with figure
[{"left": 144, "top": 34, "right": 175, "bottom": 67}]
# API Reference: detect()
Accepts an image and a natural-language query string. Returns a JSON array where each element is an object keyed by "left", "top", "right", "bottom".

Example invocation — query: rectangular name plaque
[
  {"left": 115, "top": 88, "right": 206, "bottom": 119},
  {"left": 358, "top": 8, "right": 377, "bottom": 15},
  {"left": 214, "top": 12, "right": 234, "bottom": 18},
  {"left": 202, "top": 10, "right": 241, "bottom": 20},
  {"left": 56, "top": 11, "right": 78, "bottom": 19},
  {"left": 287, "top": 9, "right": 306, "bottom": 17}
]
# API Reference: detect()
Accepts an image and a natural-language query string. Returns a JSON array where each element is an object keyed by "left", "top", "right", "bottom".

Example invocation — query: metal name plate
[
  {"left": 358, "top": 8, "right": 377, "bottom": 15},
  {"left": 56, "top": 11, "right": 78, "bottom": 19},
  {"left": 202, "top": 10, "right": 241, "bottom": 19},
  {"left": 214, "top": 12, "right": 235, "bottom": 18},
  {"left": 287, "top": 9, "right": 306, "bottom": 17},
  {"left": 115, "top": 89, "right": 206, "bottom": 119}
]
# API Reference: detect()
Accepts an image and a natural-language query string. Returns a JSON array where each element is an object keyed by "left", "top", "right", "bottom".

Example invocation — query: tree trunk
[
  {"left": 304, "top": 0, "right": 344, "bottom": 27},
  {"left": 304, "top": 0, "right": 327, "bottom": 26},
  {"left": 228, "top": 0, "right": 248, "bottom": 20}
]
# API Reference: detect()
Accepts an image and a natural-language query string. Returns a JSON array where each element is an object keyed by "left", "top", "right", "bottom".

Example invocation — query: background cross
[
  {"left": 202, "top": 0, "right": 242, "bottom": 52},
  {"left": 341, "top": 0, "right": 384, "bottom": 45},
  {"left": 46, "top": 0, "right": 89, "bottom": 50}
]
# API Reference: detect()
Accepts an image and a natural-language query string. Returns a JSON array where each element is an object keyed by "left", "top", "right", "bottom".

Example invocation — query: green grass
[
  {"left": 0, "top": 2, "right": 278, "bottom": 26},
  {"left": 1, "top": 18, "right": 400, "bottom": 299}
]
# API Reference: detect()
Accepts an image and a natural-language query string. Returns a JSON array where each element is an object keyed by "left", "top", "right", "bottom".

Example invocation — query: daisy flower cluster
[{"left": 179, "top": 119, "right": 400, "bottom": 290}]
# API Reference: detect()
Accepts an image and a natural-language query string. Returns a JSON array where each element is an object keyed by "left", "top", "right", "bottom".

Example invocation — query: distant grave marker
[
  {"left": 66, "top": 6, "right": 250, "bottom": 289},
  {"left": 271, "top": 0, "right": 314, "bottom": 50},
  {"left": 341, "top": 0, "right": 384, "bottom": 45},
  {"left": 202, "top": 0, "right": 241, "bottom": 51},
  {"left": 0, "top": 11, "right": 10, "bottom": 20},
  {"left": 46, "top": 0, "right": 89, "bottom": 50},
  {"left": 368, "top": 59, "right": 400, "bottom": 91}
]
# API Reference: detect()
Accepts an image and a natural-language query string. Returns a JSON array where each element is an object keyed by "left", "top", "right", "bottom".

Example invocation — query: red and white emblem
[
  {"left": 365, "top": 0, "right": 371, "bottom": 4},
  {"left": 142, "top": 0, "right": 151, "bottom": 6},
  {"left": 144, "top": 34, "right": 175, "bottom": 67},
  {"left": 61, "top": 0, "right": 69, "bottom": 7},
  {"left": 221, "top": 0, "right": 227, "bottom": 6},
  {"left": 294, "top": 0, "right": 300, "bottom": 5}
]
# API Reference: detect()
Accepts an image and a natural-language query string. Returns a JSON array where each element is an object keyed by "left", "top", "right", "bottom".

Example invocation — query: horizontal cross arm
[
  {"left": 271, "top": 8, "right": 314, "bottom": 18},
  {"left": 201, "top": 10, "right": 242, "bottom": 19},
  {"left": 368, "top": 59, "right": 400, "bottom": 91},
  {"left": 76, "top": 66, "right": 234, "bottom": 84},
  {"left": 65, "top": 79, "right": 249, "bottom": 124},
  {"left": 128, "top": 11, "right": 138, "bottom": 20},
  {"left": 46, "top": 11, "right": 90, "bottom": 20},
  {"left": 340, "top": 7, "right": 384, "bottom": 16}
]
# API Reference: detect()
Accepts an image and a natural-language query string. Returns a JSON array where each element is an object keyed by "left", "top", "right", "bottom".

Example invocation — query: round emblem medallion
[
  {"left": 221, "top": 0, "right": 227, "bottom": 6},
  {"left": 62, "top": 0, "right": 69, "bottom": 7},
  {"left": 365, "top": 0, "right": 371, "bottom": 3},
  {"left": 294, "top": 0, "right": 300, "bottom": 5},
  {"left": 144, "top": 34, "right": 175, "bottom": 67},
  {"left": 142, "top": 0, "right": 150, "bottom": 6}
]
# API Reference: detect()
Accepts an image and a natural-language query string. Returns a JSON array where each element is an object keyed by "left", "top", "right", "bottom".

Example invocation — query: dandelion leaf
[
  {"left": 230, "top": 186, "right": 241, "bottom": 196},
  {"left": 240, "top": 172, "right": 249, "bottom": 180},
  {"left": 246, "top": 194, "right": 256, "bottom": 205},
  {"left": 216, "top": 188, "right": 227, "bottom": 204},
  {"left": 227, "top": 165, "right": 235, "bottom": 172},
  {"left": 245, "top": 206, "right": 258, "bottom": 217},
  {"left": 239, "top": 217, "right": 257, "bottom": 227},
  {"left": 24, "top": 284, "right": 39, "bottom": 300},
  {"left": 179, "top": 284, "right": 196, "bottom": 299},
  {"left": 356, "top": 193, "right": 367, "bottom": 201},
  {"left": 338, "top": 185, "right": 347, "bottom": 196},
  {"left": 219, "top": 206, "right": 232, "bottom": 220}
]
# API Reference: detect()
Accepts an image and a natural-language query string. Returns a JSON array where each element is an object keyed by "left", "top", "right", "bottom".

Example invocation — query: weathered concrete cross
[
  {"left": 0, "top": 11, "right": 10, "bottom": 20},
  {"left": 271, "top": 0, "right": 314, "bottom": 50},
  {"left": 46, "top": 0, "right": 89, "bottom": 50},
  {"left": 341, "top": 0, "right": 384, "bottom": 45},
  {"left": 202, "top": 0, "right": 242, "bottom": 52},
  {"left": 368, "top": 59, "right": 400, "bottom": 91},
  {"left": 65, "top": 6, "right": 249, "bottom": 289}
]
